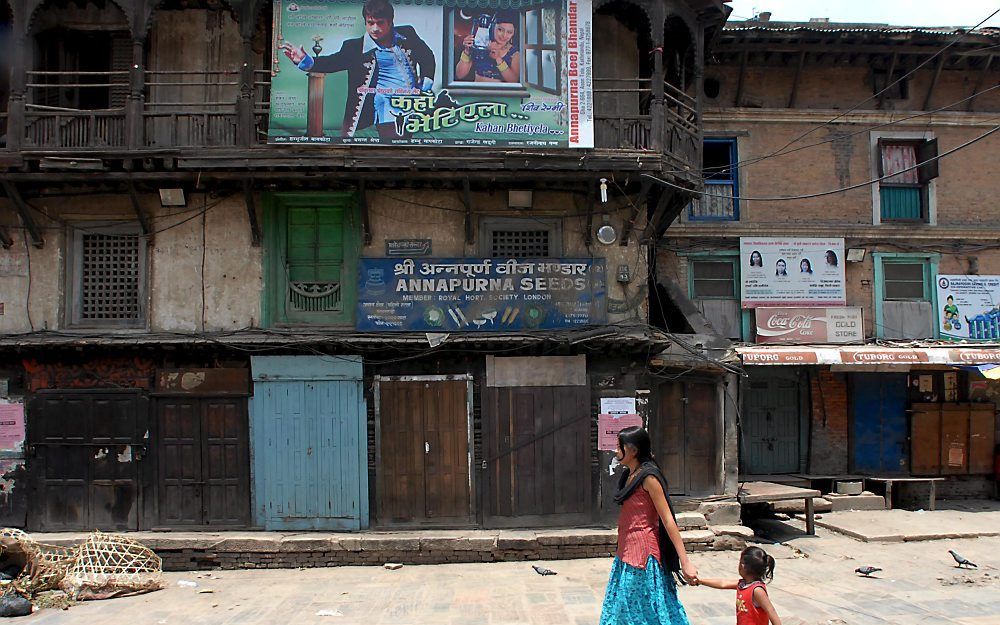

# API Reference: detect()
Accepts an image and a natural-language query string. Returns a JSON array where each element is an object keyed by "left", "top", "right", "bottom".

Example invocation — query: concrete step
[
  {"left": 772, "top": 497, "right": 834, "bottom": 514},
  {"left": 825, "top": 492, "right": 886, "bottom": 512}
]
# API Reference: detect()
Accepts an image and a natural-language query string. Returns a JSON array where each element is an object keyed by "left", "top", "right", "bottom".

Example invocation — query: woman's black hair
[
  {"left": 617, "top": 425, "right": 655, "bottom": 464},
  {"left": 740, "top": 546, "right": 775, "bottom": 582}
]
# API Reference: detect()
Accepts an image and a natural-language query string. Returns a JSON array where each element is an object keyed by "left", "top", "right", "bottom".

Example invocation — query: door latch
[{"left": 424, "top": 442, "right": 430, "bottom": 454}]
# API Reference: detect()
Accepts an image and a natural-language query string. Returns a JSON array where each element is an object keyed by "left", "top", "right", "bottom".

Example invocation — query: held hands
[
  {"left": 463, "top": 35, "right": 474, "bottom": 51},
  {"left": 280, "top": 42, "right": 307, "bottom": 64},
  {"left": 681, "top": 560, "right": 699, "bottom": 586}
]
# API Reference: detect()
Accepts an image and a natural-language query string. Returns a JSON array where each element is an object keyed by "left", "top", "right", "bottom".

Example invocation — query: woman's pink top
[{"left": 616, "top": 485, "right": 661, "bottom": 569}]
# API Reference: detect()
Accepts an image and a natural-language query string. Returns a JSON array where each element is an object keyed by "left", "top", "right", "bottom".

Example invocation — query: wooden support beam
[
  {"left": 734, "top": 50, "right": 748, "bottom": 107},
  {"left": 642, "top": 190, "right": 671, "bottom": 243},
  {"left": 126, "top": 181, "right": 154, "bottom": 238},
  {"left": 0, "top": 227, "right": 13, "bottom": 249},
  {"left": 358, "top": 180, "right": 372, "bottom": 246},
  {"left": 462, "top": 178, "right": 473, "bottom": 245},
  {"left": 788, "top": 50, "right": 806, "bottom": 108},
  {"left": 878, "top": 52, "right": 898, "bottom": 110},
  {"left": 923, "top": 53, "right": 946, "bottom": 110},
  {"left": 619, "top": 181, "right": 651, "bottom": 247},
  {"left": 0, "top": 180, "right": 44, "bottom": 248},
  {"left": 244, "top": 179, "right": 262, "bottom": 247},
  {"left": 966, "top": 55, "right": 994, "bottom": 112}
]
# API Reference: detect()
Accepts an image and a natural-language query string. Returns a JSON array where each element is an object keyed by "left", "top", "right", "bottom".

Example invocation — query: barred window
[
  {"left": 491, "top": 229, "right": 550, "bottom": 258},
  {"left": 481, "top": 218, "right": 561, "bottom": 258},
  {"left": 68, "top": 223, "right": 146, "bottom": 327}
]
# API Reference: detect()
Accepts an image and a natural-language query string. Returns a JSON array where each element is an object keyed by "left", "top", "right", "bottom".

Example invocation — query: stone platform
[
  {"left": 796, "top": 500, "right": 1000, "bottom": 543},
  {"left": 28, "top": 509, "right": 750, "bottom": 571}
]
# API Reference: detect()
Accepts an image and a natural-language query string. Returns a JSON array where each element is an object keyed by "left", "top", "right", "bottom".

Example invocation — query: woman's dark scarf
[{"left": 614, "top": 460, "right": 685, "bottom": 584}]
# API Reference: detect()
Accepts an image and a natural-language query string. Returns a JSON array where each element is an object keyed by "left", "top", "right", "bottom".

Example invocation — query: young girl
[{"left": 694, "top": 546, "right": 782, "bottom": 625}]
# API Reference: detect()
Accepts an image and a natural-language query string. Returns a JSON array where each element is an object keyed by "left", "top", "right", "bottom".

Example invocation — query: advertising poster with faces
[{"left": 740, "top": 238, "right": 846, "bottom": 309}]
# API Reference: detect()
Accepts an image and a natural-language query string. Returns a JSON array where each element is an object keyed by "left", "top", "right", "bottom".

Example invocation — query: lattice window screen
[
  {"left": 79, "top": 232, "right": 142, "bottom": 322},
  {"left": 490, "top": 229, "right": 550, "bottom": 258}
]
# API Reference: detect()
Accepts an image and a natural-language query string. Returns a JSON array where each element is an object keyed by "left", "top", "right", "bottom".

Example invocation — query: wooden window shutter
[
  {"left": 916, "top": 138, "right": 940, "bottom": 184},
  {"left": 876, "top": 138, "right": 887, "bottom": 177},
  {"left": 110, "top": 33, "right": 132, "bottom": 109},
  {"left": 286, "top": 205, "right": 346, "bottom": 313}
]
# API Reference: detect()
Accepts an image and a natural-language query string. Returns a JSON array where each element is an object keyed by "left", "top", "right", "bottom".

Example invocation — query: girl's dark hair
[
  {"left": 617, "top": 426, "right": 655, "bottom": 463},
  {"left": 740, "top": 546, "right": 775, "bottom": 582}
]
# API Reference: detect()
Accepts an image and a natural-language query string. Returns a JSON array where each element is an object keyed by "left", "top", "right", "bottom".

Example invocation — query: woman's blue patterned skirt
[{"left": 598, "top": 556, "right": 691, "bottom": 625}]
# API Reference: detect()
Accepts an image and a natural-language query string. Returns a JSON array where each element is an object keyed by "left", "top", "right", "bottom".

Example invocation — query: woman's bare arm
[{"left": 643, "top": 475, "right": 698, "bottom": 583}]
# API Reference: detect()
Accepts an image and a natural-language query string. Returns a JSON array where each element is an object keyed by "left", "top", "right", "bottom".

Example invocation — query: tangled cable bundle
[{"left": 60, "top": 531, "right": 163, "bottom": 600}]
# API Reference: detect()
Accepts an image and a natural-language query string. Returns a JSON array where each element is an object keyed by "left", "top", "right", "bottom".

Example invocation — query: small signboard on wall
[{"left": 598, "top": 413, "right": 643, "bottom": 451}]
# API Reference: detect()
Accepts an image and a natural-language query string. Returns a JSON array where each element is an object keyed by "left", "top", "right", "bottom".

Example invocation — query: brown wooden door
[
  {"left": 28, "top": 391, "right": 147, "bottom": 531},
  {"left": 157, "top": 398, "right": 250, "bottom": 527},
  {"left": 653, "top": 379, "right": 720, "bottom": 496},
  {"left": 910, "top": 404, "right": 942, "bottom": 476},
  {"left": 377, "top": 379, "right": 471, "bottom": 525},
  {"left": 969, "top": 404, "right": 996, "bottom": 474},
  {"left": 484, "top": 386, "right": 591, "bottom": 527}
]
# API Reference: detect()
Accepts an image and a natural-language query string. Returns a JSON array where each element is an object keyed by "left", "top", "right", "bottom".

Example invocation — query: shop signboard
[
  {"left": 268, "top": 0, "right": 593, "bottom": 147},
  {"left": 936, "top": 275, "right": 1000, "bottom": 340},
  {"left": 356, "top": 257, "right": 606, "bottom": 331},
  {"left": 739, "top": 238, "right": 846, "bottom": 308},
  {"left": 754, "top": 307, "right": 863, "bottom": 344}
]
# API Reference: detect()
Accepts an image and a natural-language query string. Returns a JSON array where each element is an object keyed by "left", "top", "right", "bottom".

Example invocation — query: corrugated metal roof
[{"left": 723, "top": 21, "right": 1000, "bottom": 38}]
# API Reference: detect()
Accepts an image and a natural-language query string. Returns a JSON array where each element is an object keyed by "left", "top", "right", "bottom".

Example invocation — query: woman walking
[{"left": 599, "top": 426, "right": 697, "bottom": 625}]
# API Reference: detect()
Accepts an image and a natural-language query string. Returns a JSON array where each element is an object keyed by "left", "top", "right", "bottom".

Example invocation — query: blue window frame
[{"left": 689, "top": 138, "right": 739, "bottom": 221}]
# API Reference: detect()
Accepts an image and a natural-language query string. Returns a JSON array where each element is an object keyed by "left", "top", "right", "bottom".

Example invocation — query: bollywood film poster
[
  {"left": 269, "top": 0, "right": 593, "bottom": 147},
  {"left": 936, "top": 275, "right": 1000, "bottom": 341},
  {"left": 356, "top": 258, "right": 606, "bottom": 331}
]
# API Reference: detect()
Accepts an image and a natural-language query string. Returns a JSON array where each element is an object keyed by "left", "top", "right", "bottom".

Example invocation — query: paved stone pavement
[{"left": 14, "top": 527, "right": 1000, "bottom": 625}]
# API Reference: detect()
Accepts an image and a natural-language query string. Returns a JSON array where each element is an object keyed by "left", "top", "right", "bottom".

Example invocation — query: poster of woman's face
[
  {"left": 825, "top": 250, "right": 838, "bottom": 267},
  {"left": 749, "top": 250, "right": 763, "bottom": 267},
  {"left": 775, "top": 259, "right": 787, "bottom": 276},
  {"left": 800, "top": 258, "right": 813, "bottom": 274}
]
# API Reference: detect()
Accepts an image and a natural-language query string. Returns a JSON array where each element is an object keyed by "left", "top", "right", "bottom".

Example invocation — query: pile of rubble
[{"left": 0, "top": 529, "right": 162, "bottom": 617}]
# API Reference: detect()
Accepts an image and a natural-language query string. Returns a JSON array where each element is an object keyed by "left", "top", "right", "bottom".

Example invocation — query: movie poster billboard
[
  {"left": 269, "top": 0, "right": 593, "bottom": 147},
  {"left": 356, "top": 257, "right": 606, "bottom": 331},
  {"left": 936, "top": 275, "right": 1000, "bottom": 340},
  {"left": 740, "top": 238, "right": 846, "bottom": 309}
]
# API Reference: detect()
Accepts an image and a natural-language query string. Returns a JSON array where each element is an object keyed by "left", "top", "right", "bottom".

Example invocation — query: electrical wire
[{"left": 643, "top": 122, "right": 1000, "bottom": 201}]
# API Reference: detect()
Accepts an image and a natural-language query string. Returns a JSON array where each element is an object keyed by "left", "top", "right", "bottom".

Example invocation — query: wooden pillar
[
  {"left": 6, "top": 19, "right": 28, "bottom": 151},
  {"left": 693, "top": 21, "right": 705, "bottom": 169},
  {"left": 238, "top": 37, "right": 255, "bottom": 147},
  {"left": 126, "top": 39, "right": 145, "bottom": 150},
  {"left": 649, "top": 6, "right": 665, "bottom": 153}
]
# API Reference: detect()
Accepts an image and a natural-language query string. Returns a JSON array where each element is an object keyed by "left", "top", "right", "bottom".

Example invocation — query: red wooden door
[{"left": 377, "top": 379, "right": 471, "bottom": 525}]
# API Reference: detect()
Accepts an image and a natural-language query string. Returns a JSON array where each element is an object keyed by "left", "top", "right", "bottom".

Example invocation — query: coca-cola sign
[{"left": 755, "top": 307, "right": 863, "bottom": 344}]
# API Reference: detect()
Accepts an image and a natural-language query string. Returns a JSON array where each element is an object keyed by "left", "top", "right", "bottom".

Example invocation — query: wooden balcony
[{"left": 3, "top": 70, "right": 701, "bottom": 183}]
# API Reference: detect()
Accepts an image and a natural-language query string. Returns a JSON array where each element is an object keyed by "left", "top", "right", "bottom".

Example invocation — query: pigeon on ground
[
  {"left": 532, "top": 565, "right": 557, "bottom": 576},
  {"left": 949, "top": 550, "right": 978, "bottom": 569},
  {"left": 855, "top": 566, "right": 882, "bottom": 577}
]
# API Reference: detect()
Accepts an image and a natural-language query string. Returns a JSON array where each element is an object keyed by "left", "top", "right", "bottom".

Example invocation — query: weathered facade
[
  {"left": 657, "top": 18, "right": 1000, "bottom": 504},
  {"left": 0, "top": 0, "right": 733, "bottom": 530}
]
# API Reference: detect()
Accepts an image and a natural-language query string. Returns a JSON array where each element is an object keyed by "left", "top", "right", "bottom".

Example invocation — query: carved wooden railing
[
  {"left": 144, "top": 70, "right": 240, "bottom": 147},
  {"left": 23, "top": 109, "right": 128, "bottom": 148}
]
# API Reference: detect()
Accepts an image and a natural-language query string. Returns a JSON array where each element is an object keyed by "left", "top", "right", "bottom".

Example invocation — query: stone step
[
  {"left": 675, "top": 511, "right": 708, "bottom": 530},
  {"left": 772, "top": 497, "right": 833, "bottom": 514},
  {"left": 825, "top": 492, "right": 886, "bottom": 512},
  {"left": 698, "top": 501, "right": 742, "bottom": 525}
]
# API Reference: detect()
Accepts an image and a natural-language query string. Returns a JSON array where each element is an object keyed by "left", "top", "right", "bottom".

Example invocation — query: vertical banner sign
[
  {"left": 269, "top": 0, "right": 593, "bottom": 147},
  {"left": 936, "top": 275, "right": 1000, "bottom": 340}
]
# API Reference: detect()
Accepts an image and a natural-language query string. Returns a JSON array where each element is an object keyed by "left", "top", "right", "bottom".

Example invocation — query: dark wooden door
[
  {"left": 28, "top": 391, "right": 147, "bottom": 531},
  {"left": 744, "top": 370, "right": 801, "bottom": 474},
  {"left": 157, "top": 398, "right": 250, "bottom": 527},
  {"left": 654, "top": 380, "right": 720, "bottom": 496},
  {"left": 377, "top": 379, "right": 471, "bottom": 525},
  {"left": 484, "top": 386, "right": 591, "bottom": 527}
]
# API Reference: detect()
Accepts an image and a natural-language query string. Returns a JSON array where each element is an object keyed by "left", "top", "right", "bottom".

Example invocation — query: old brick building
[
  {"left": 0, "top": 0, "right": 735, "bottom": 531},
  {"left": 656, "top": 17, "right": 1000, "bottom": 503}
]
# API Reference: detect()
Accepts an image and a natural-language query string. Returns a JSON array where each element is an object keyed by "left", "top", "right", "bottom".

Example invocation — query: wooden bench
[
  {"left": 863, "top": 476, "right": 947, "bottom": 511},
  {"left": 738, "top": 481, "right": 822, "bottom": 535}
]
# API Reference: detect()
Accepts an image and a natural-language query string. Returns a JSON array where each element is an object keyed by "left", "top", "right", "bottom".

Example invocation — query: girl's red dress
[{"left": 736, "top": 580, "right": 769, "bottom": 625}]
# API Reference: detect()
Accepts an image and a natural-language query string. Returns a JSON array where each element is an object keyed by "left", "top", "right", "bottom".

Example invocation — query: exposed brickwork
[{"left": 809, "top": 368, "right": 850, "bottom": 474}]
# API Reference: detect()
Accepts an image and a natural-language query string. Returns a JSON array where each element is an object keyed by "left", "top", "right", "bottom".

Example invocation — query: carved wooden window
[
  {"left": 67, "top": 222, "right": 147, "bottom": 327},
  {"left": 264, "top": 193, "right": 358, "bottom": 326}
]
